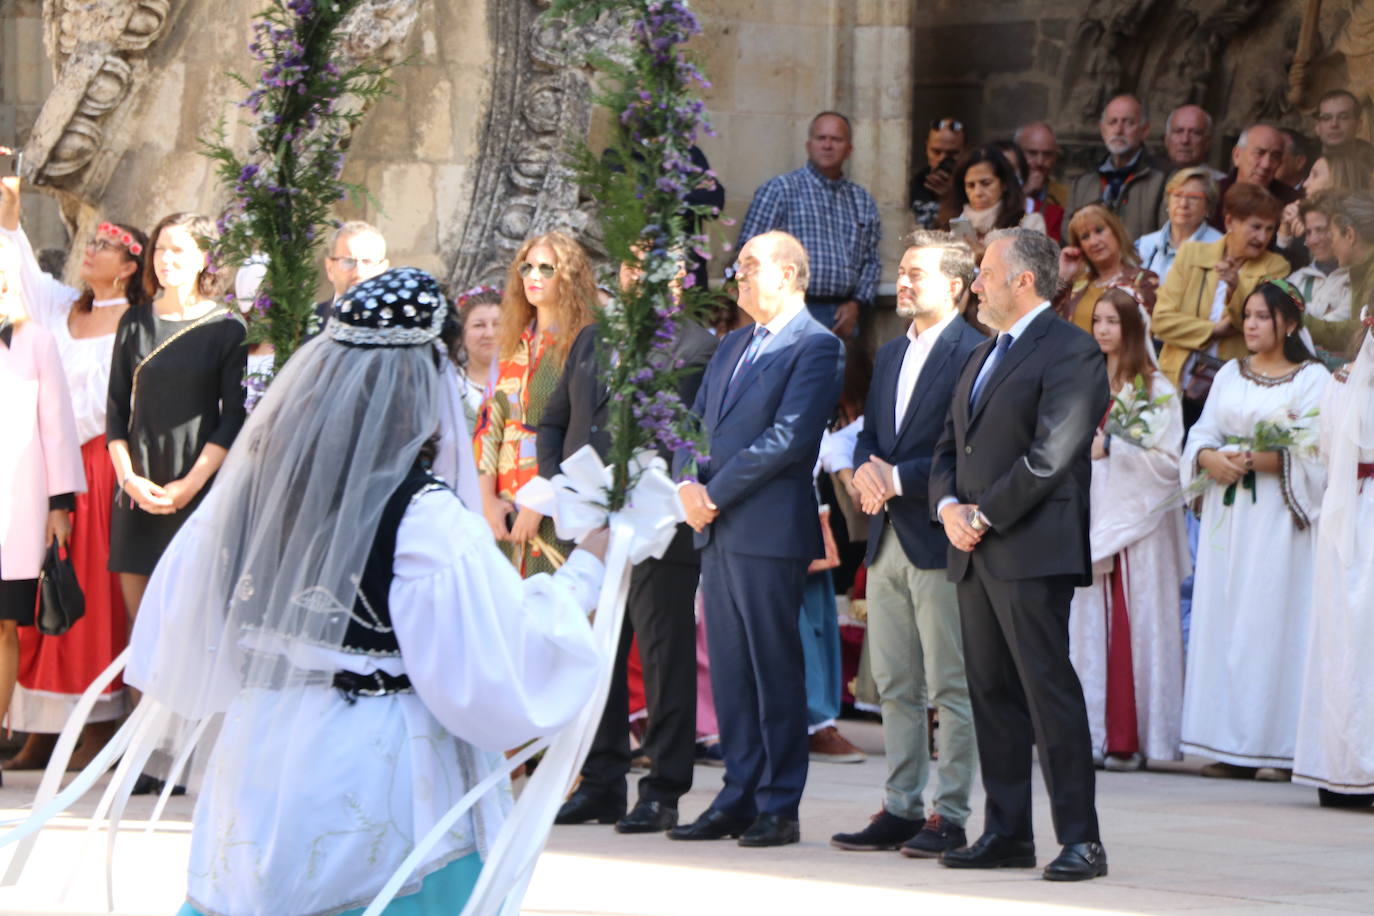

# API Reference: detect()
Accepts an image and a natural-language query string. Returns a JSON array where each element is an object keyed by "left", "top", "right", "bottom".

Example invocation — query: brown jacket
[{"left": 1152, "top": 237, "right": 1290, "bottom": 387}]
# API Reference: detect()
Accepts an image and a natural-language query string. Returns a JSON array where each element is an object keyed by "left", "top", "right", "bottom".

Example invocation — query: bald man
[
  {"left": 1067, "top": 94, "right": 1168, "bottom": 241},
  {"left": 1015, "top": 122, "right": 1068, "bottom": 241},
  {"left": 1209, "top": 124, "right": 1302, "bottom": 230},
  {"left": 1164, "top": 105, "right": 1225, "bottom": 179}
]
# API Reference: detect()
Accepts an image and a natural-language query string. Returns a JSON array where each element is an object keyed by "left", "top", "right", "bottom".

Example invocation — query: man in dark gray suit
[
  {"left": 930, "top": 228, "right": 1110, "bottom": 881},
  {"left": 669, "top": 230, "right": 843, "bottom": 847},
  {"left": 831, "top": 231, "right": 985, "bottom": 857}
]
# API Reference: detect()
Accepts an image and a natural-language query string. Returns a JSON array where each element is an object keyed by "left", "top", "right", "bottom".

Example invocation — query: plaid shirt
[{"left": 737, "top": 162, "right": 881, "bottom": 307}]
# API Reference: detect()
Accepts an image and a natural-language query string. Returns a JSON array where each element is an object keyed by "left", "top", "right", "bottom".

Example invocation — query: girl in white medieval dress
[
  {"left": 120, "top": 268, "right": 608, "bottom": 916},
  {"left": 1069, "top": 288, "right": 1188, "bottom": 772},
  {"left": 1293, "top": 311, "right": 1374, "bottom": 807},
  {"left": 1180, "top": 281, "right": 1329, "bottom": 779}
]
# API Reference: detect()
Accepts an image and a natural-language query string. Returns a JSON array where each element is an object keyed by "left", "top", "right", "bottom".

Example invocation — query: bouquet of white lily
[{"left": 1104, "top": 374, "right": 1173, "bottom": 450}]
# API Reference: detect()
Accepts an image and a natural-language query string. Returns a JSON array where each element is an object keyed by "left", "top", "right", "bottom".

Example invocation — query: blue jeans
[{"left": 800, "top": 569, "right": 842, "bottom": 727}]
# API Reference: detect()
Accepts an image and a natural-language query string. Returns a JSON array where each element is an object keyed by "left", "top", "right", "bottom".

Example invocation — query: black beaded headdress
[{"left": 329, "top": 267, "right": 447, "bottom": 347}]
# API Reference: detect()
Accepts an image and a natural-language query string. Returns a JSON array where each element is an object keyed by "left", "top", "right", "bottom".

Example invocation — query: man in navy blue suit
[
  {"left": 669, "top": 230, "right": 844, "bottom": 847},
  {"left": 830, "top": 231, "right": 986, "bottom": 857}
]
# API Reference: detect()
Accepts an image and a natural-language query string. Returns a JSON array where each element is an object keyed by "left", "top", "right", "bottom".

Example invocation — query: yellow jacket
[{"left": 1152, "top": 237, "right": 1290, "bottom": 387}]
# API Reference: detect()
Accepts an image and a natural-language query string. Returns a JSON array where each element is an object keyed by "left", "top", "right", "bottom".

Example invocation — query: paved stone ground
[{"left": 1, "top": 720, "right": 1372, "bottom": 915}]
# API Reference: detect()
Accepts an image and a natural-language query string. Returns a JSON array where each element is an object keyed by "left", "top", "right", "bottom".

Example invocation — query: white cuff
[
  {"left": 889, "top": 464, "right": 902, "bottom": 497},
  {"left": 936, "top": 496, "right": 958, "bottom": 515}
]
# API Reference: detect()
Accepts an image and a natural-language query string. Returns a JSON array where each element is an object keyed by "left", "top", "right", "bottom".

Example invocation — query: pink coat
[{"left": 1, "top": 320, "right": 86, "bottom": 580}]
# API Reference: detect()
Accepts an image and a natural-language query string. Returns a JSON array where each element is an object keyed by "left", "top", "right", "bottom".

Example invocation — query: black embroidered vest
[
  {"left": 342, "top": 465, "right": 448, "bottom": 654},
  {"left": 332, "top": 466, "right": 447, "bottom": 700}
]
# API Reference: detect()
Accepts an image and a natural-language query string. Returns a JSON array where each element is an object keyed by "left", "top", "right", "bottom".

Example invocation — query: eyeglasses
[
  {"left": 729, "top": 260, "right": 757, "bottom": 280},
  {"left": 930, "top": 118, "right": 964, "bottom": 133},
  {"left": 518, "top": 261, "right": 557, "bottom": 279},
  {"left": 328, "top": 256, "right": 381, "bottom": 271},
  {"left": 87, "top": 239, "right": 125, "bottom": 253},
  {"left": 1169, "top": 191, "right": 1208, "bottom": 204}
]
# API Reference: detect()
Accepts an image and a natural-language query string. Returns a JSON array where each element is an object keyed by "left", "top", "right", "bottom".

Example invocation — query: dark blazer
[
  {"left": 855, "top": 314, "right": 986, "bottom": 570},
  {"left": 928, "top": 308, "right": 1109, "bottom": 586},
  {"left": 539, "top": 321, "right": 718, "bottom": 564},
  {"left": 673, "top": 309, "right": 844, "bottom": 560}
]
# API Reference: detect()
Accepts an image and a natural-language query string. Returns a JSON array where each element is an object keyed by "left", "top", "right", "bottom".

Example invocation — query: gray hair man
[
  {"left": 309, "top": 221, "right": 390, "bottom": 337},
  {"left": 931, "top": 227, "right": 1110, "bottom": 881},
  {"left": 1210, "top": 124, "right": 1302, "bottom": 230},
  {"left": 1068, "top": 95, "right": 1168, "bottom": 240},
  {"left": 1164, "top": 104, "right": 1224, "bottom": 179},
  {"left": 830, "top": 230, "right": 987, "bottom": 857}
]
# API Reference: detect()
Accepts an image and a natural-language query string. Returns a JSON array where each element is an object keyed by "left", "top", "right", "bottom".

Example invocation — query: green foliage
[{"left": 203, "top": 0, "right": 394, "bottom": 374}]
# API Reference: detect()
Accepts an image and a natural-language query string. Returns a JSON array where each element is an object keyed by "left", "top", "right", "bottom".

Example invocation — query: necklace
[{"left": 91, "top": 296, "right": 128, "bottom": 309}]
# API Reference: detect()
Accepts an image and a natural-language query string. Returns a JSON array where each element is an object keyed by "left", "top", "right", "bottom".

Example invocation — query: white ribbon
[
  {"left": 367, "top": 445, "right": 684, "bottom": 915},
  {"left": 517, "top": 445, "right": 684, "bottom": 564}
]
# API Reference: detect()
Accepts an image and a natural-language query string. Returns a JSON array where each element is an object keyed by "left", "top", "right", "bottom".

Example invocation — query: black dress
[{"left": 106, "top": 304, "right": 247, "bottom": 575}]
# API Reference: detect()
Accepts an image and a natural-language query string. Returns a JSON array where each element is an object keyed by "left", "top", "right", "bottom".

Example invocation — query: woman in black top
[{"left": 106, "top": 213, "right": 246, "bottom": 617}]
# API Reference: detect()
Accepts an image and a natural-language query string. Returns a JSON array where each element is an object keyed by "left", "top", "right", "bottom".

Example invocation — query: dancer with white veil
[
  {"left": 123, "top": 267, "right": 607, "bottom": 915},
  {"left": 1294, "top": 311, "right": 1374, "bottom": 807}
]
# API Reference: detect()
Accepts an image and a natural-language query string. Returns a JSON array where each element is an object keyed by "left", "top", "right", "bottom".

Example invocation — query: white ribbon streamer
[{"left": 369, "top": 446, "right": 683, "bottom": 914}]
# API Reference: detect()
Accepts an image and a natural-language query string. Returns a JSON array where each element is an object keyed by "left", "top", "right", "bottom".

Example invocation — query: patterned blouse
[{"left": 472, "top": 324, "right": 570, "bottom": 576}]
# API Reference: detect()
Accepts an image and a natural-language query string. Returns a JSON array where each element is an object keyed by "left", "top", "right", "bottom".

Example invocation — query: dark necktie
[
  {"left": 969, "top": 333, "right": 1013, "bottom": 410},
  {"left": 726, "top": 325, "right": 770, "bottom": 397}
]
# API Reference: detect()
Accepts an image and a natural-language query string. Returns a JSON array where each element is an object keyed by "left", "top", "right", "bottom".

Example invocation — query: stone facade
[{"left": 2, "top": 0, "right": 1368, "bottom": 302}]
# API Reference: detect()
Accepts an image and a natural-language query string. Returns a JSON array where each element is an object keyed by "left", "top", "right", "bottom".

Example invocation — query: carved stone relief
[
  {"left": 23, "top": 0, "right": 176, "bottom": 196},
  {"left": 446, "top": 0, "right": 625, "bottom": 291},
  {"left": 1054, "top": 0, "right": 1311, "bottom": 171}
]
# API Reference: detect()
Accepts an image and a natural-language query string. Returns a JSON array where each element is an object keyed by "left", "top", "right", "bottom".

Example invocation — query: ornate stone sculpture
[
  {"left": 446, "top": 0, "right": 625, "bottom": 291},
  {"left": 23, "top": 0, "right": 176, "bottom": 202}
]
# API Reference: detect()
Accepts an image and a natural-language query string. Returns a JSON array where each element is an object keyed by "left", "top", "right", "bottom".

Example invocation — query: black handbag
[{"left": 37, "top": 540, "right": 85, "bottom": 636}]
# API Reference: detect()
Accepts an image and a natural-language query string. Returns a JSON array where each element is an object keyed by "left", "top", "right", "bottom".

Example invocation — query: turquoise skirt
[{"left": 176, "top": 852, "right": 483, "bottom": 916}]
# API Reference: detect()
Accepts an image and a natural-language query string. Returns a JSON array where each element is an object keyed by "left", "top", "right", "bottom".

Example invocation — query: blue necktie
[
  {"left": 727, "top": 325, "right": 770, "bottom": 396},
  {"left": 969, "top": 333, "right": 1013, "bottom": 409}
]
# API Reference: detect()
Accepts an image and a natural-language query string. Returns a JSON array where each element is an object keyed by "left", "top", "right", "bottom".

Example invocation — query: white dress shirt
[{"left": 888, "top": 309, "right": 957, "bottom": 495}]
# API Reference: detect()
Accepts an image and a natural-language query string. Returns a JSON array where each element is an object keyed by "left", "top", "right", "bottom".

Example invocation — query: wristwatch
[{"left": 967, "top": 507, "right": 990, "bottom": 534}]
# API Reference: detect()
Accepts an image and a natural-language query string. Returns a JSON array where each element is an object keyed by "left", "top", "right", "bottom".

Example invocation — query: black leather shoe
[
  {"left": 554, "top": 788, "right": 625, "bottom": 826},
  {"left": 616, "top": 799, "right": 678, "bottom": 833},
  {"left": 667, "top": 808, "right": 752, "bottom": 840},
  {"left": 938, "top": 832, "right": 1036, "bottom": 869},
  {"left": 1043, "top": 842, "right": 1108, "bottom": 881},
  {"left": 831, "top": 809, "right": 921, "bottom": 851},
  {"left": 738, "top": 812, "right": 801, "bottom": 847}
]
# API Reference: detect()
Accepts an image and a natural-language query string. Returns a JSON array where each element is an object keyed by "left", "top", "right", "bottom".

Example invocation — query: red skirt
[{"left": 13, "top": 437, "right": 129, "bottom": 732}]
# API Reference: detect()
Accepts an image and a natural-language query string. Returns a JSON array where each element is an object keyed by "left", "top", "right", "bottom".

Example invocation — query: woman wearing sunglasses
[
  {"left": 474, "top": 231, "right": 595, "bottom": 575},
  {"left": 0, "top": 171, "right": 145, "bottom": 771}
]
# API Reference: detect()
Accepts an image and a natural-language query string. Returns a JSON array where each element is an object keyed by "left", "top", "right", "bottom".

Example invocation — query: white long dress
[
  {"left": 1293, "top": 342, "right": 1374, "bottom": 794},
  {"left": 1179, "top": 358, "right": 1330, "bottom": 767},
  {"left": 1070, "top": 374, "right": 1189, "bottom": 762},
  {"left": 126, "top": 486, "right": 604, "bottom": 916}
]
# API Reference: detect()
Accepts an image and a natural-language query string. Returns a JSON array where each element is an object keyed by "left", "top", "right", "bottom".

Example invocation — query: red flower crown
[{"left": 97, "top": 221, "right": 143, "bottom": 257}]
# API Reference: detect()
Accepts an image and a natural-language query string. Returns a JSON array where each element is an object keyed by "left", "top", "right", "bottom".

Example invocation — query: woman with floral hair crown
[
  {"left": 1180, "top": 280, "right": 1330, "bottom": 780},
  {"left": 1068, "top": 288, "right": 1188, "bottom": 773},
  {"left": 112, "top": 267, "right": 611, "bottom": 914},
  {"left": 1293, "top": 309, "right": 1374, "bottom": 808},
  {"left": 0, "top": 167, "right": 146, "bottom": 771}
]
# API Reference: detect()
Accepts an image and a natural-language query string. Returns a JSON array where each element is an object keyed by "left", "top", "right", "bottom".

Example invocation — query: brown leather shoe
[{"left": 809, "top": 725, "right": 865, "bottom": 764}]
